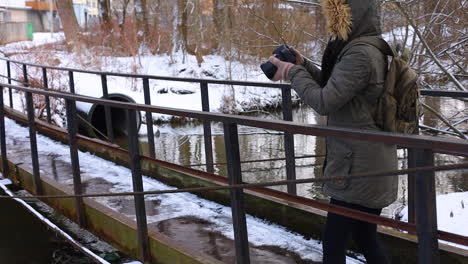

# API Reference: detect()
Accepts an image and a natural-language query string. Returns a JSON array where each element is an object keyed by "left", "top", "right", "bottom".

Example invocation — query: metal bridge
[{"left": 0, "top": 57, "right": 467, "bottom": 264}]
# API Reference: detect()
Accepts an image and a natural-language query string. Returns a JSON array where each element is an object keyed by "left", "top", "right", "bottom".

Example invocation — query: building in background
[
  {"left": 0, "top": 0, "right": 31, "bottom": 43},
  {"left": 0, "top": 0, "right": 30, "bottom": 22},
  {"left": 0, "top": 0, "right": 99, "bottom": 44},
  {"left": 25, "top": 0, "right": 58, "bottom": 32},
  {"left": 73, "top": 0, "right": 98, "bottom": 28}
]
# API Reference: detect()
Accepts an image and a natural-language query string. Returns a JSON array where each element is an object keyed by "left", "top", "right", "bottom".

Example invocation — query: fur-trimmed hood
[{"left": 321, "top": 0, "right": 382, "bottom": 40}]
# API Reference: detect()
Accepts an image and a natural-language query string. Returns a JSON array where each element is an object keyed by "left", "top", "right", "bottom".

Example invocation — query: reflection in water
[{"left": 137, "top": 101, "right": 467, "bottom": 218}]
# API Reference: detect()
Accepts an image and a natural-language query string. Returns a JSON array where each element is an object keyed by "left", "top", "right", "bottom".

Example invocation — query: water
[
  {"left": 0, "top": 189, "right": 92, "bottom": 264},
  {"left": 134, "top": 99, "right": 468, "bottom": 218}
]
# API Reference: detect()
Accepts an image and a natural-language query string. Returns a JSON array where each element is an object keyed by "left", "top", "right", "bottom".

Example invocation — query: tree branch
[
  {"left": 393, "top": 1, "right": 466, "bottom": 91},
  {"left": 421, "top": 101, "right": 468, "bottom": 139}
]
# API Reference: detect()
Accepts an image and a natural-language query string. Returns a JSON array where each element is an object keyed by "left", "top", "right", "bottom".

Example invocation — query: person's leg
[
  {"left": 322, "top": 199, "right": 353, "bottom": 264},
  {"left": 350, "top": 206, "right": 390, "bottom": 264}
]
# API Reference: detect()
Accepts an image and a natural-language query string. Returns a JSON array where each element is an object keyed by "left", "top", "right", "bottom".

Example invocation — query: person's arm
[
  {"left": 288, "top": 47, "right": 371, "bottom": 115},
  {"left": 289, "top": 47, "right": 322, "bottom": 84},
  {"left": 302, "top": 59, "right": 323, "bottom": 84}
]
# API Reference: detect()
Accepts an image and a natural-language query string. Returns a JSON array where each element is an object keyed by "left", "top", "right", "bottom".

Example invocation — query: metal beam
[
  {"left": 65, "top": 99, "right": 86, "bottom": 227},
  {"left": 101, "top": 74, "right": 115, "bottom": 143},
  {"left": 282, "top": 87, "right": 296, "bottom": 195},
  {"left": 127, "top": 108, "right": 150, "bottom": 262},
  {"left": 415, "top": 149, "right": 440, "bottom": 264},
  {"left": 0, "top": 86, "right": 9, "bottom": 178},
  {"left": 201, "top": 82, "right": 214, "bottom": 174},
  {"left": 223, "top": 122, "right": 250, "bottom": 264},
  {"left": 142, "top": 78, "right": 155, "bottom": 159}
]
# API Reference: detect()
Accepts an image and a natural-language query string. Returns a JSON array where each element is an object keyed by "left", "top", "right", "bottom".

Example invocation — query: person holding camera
[{"left": 266, "top": 0, "right": 397, "bottom": 263}]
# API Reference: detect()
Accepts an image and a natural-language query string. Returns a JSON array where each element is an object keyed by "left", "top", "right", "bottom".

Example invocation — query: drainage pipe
[{"left": 76, "top": 93, "right": 141, "bottom": 139}]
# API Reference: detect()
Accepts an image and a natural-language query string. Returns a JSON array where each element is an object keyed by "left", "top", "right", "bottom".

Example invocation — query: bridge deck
[{"left": 5, "top": 116, "right": 338, "bottom": 263}]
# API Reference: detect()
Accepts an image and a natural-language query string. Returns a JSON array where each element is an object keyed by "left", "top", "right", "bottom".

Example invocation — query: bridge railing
[
  {"left": 0, "top": 80, "right": 467, "bottom": 264},
  {"left": 0, "top": 57, "right": 468, "bottom": 263},
  {"left": 1, "top": 57, "right": 467, "bottom": 199}
]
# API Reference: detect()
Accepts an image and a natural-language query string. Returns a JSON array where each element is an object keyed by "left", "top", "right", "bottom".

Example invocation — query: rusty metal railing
[
  {"left": 1, "top": 82, "right": 468, "bottom": 263},
  {"left": 0, "top": 57, "right": 467, "bottom": 264},
  {"left": 1, "top": 57, "right": 467, "bottom": 198}
]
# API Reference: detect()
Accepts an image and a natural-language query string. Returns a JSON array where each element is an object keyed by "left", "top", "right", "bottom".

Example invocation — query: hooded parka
[{"left": 288, "top": 0, "right": 398, "bottom": 209}]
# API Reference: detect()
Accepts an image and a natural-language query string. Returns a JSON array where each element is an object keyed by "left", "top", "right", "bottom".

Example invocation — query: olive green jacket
[{"left": 288, "top": 0, "right": 398, "bottom": 209}]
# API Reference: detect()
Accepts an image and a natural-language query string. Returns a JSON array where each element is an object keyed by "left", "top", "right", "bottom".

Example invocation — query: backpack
[{"left": 348, "top": 37, "right": 421, "bottom": 134}]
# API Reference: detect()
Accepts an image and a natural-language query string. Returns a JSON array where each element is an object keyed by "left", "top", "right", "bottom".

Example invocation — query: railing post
[
  {"left": 101, "top": 74, "right": 115, "bottom": 142},
  {"left": 69, "top": 71, "right": 75, "bottom": 93},
  {"left": 200, "top": 82, "right": 214, "bottom": 174},
  {"left": 407, "top": 148, "right": 417, "bottom": 224},
  {"left": 22, "top": 64, "right": 28, "bottom": 85},
  {"left": 25, "top": 91, "right": 43, "bottom": 194},
  {"left": 42, "top": 67, "right": 52, "bottom": 124},
  {"left": 414, "top": 149, "right": 439, "bottom": 264},
  {"left": 142, "top": 78, "right": 155, "bottom": 159},
  {"left": 65, "top": 99, "right": 87, "bottom": 227},
  {"left": 281, "top": 87, "right": 296, "bottom": 195},
  {"left": 6, "top": 61, "right": 13, "bottom": 108},
  {"left": 127, "top": 108, "right": 150, "bottom": 262},
  {"left": 408, "top": 120, "right": 421, "bottom": 224},
  {"left": 223, "top": 122, "right": 250, "bottom": 264},
  {"left": 0, "top": 86, "right": 9, "bottom": 178}
]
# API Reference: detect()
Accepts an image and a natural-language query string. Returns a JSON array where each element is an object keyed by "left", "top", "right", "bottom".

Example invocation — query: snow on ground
[
  {"left": 69, "top": 52, "right": 282, "bottom": 120},
  {"left": 3, "top": 116, "right": 363, "bottom": 263},
  {"left": 0, "top": 32, "right": 285, "bottom": 125},
  {"left": 0, "top": 32, "right": 65, "bottom": 54},
  {"left": 398, "top": 191, "right": 468, "bottom": 249}
]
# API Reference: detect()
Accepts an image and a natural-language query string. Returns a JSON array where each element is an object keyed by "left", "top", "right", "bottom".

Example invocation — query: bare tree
[
  {"left": 135, "top": 0, "right": 149, "bottom": 35},
  {"left": 99, "top": 0, "right": 112, "bottom": 26},
  {"left": 56, "top": 0, "right": 80, "bottom": 43},
  {"left": 175, "top": 0, "right": 189, "bottom": 60}
]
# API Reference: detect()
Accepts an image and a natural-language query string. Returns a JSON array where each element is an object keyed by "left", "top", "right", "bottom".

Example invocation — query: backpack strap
[{"left": 339, "top": 36, "right": 395, "bottom": 60}]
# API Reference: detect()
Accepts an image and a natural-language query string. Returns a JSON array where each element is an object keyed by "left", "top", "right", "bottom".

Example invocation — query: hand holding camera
[
  {"left": 261, "top": 45, "right": 304, "bottom": 81},
  {"left": 289, "top": 46, "right": 305, "bottom": 66}
]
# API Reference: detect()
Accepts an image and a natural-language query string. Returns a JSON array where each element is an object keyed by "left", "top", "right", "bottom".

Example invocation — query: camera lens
[{"left": 261, "top": 61, "right": 278, "bottom": 80}]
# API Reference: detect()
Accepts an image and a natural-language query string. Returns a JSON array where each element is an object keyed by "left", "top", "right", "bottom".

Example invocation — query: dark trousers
[{"left": 322, "top": 199, "right": 390, "bottom": 264}]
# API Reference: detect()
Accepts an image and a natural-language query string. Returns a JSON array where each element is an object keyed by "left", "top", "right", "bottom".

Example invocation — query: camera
[{"left": 261, "top": 44, "right": 296, "bottom": 80}]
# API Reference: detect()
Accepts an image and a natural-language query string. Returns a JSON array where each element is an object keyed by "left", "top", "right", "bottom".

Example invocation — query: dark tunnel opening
[{"left": 78, "top": 94, "right": 141, "bottom": 140}]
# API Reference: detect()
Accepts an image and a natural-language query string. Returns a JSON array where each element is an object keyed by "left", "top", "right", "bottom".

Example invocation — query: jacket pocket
[{"left": 324, "top": 139, "right": 353, "bottom": 190}]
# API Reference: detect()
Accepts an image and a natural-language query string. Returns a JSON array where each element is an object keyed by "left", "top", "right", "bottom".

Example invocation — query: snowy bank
[
  {"left": 398, "top": 191, "right": 468, "bottom": 249},
  {"left": 0, "top": 32, "right": 288, "bottom": 125}
]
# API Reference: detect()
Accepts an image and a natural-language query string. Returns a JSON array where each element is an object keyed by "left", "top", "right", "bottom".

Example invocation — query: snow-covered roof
[{"left": 0, "top": 0, "right": 29, "bottom": 9}]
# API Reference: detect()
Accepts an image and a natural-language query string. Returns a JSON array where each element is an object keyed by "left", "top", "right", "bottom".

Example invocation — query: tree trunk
[
  {"left": 212, "top": 0, "right": 223, "bottom": 51},
  {"left": 135, "top": 0, "right": 149, "bottom": 35},
  {"left": 99, "top": 0, "right": 111, "bottom": 26},
  {"left": 177, "top": 0, "right": 189, "bottom": 56},
  {"left": 56, "top": 0, "right": 80, "bottom": 43}
]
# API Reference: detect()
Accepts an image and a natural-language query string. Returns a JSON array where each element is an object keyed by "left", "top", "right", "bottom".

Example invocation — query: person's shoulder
[
  {"left": 339, "top": 44, "right": 371, "bottom": 64},
  {"left": 342, "top": 42, "right": 386, "bottom": 68}
]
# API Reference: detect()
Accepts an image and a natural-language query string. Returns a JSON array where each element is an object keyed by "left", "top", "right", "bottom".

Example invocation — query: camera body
[{"left": 261, "top": 44, "right": 296, "bottom": 80}]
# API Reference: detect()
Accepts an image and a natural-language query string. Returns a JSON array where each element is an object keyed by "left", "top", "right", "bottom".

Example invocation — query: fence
[
  {"left": 0, "top": 22, "right": 28, "bottom": 44},
  {"left": 0, "top": 57, "right": 468, "bottom": 263}
]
